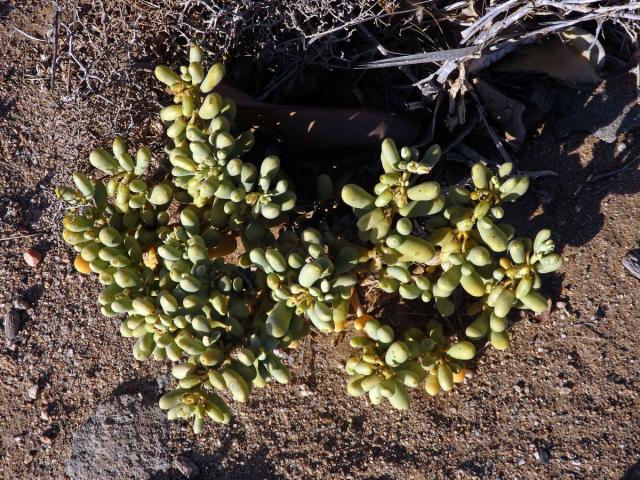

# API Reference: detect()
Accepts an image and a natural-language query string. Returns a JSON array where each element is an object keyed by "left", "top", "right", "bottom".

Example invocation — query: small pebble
[
  {"left": 299, "top": 384, "right": 314, "bottom": 397},
  {"left": 24, "top": 248, "right": 43, "bottom": 267},
  {"left": 156, "top": 374, "right": 172, "bottom": 390},
  {"left": 3, "top": 310, "right": 21, "bottom": 344},
  {"left": 517, "top": 458, "right": 525, "bottom": 466},
  {"left": 13, "top": 298, "right": 30, "bottom": 310},
  {"left": 174, "top": 455, "right": 200, "bottom": 479},
  {"left": 28, "top": 383, "right": 40, "bottom": 400},
  {"left": 40, "top": 407, "right": 51, "bottom": 421},
  {"left": 535, "top": 449, "right": 551, "bottom": 465},
  {"left": 616, "top": 142, "right": 627, "bottom": 154}
]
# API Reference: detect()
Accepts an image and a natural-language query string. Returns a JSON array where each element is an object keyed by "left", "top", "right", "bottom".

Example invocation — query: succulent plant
[
  {"left": 249, "top": 228, "right": 359, "bottom": 334},
  {"left": 346, "top": 316, "right": 474, "bottom": 407},
  {"left": 56, "top": 47, "right": 563, "bottom": 432}
]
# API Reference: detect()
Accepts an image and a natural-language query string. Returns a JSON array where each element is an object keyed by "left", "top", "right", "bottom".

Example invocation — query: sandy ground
[{"left": 1, "top": 1, "right": 639, "bottom": 479}]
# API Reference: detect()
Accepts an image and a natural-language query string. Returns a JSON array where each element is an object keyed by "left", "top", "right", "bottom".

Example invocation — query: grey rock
[
  {"left": 3, "top": 310, "right": 21, "bottom": 344},
  {"left": 174, "top": 455, "right": 200, "bottom": 479},
  {"left": 535, "top": 448, "right": 551, "bottom": 465},
  {"left": 623, "top": 250, "right": 640, "bottom": 280},
  {"left": 28, "top": 384, "right": 39, "bottom": 400},
  {"left": 66, "top": 386, "right": 172, "bottom": 480},
  {"left": 558, "top": 386, "right": 572, "bottom": 395}
]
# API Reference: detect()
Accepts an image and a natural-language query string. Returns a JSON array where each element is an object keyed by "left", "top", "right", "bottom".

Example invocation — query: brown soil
[{"left": 1, "top": 2, "right": 639, "bottom": 479}]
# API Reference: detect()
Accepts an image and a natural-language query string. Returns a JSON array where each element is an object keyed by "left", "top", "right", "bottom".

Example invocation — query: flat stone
[
  {"left": 66, "top": 385, "right": 172, "bottom": 480},
  {"left": 28, "top": 384, "right": 39, "bottom": 400},
  {"left": 3, "top": 310, "right": 21, "bottom": 344}
]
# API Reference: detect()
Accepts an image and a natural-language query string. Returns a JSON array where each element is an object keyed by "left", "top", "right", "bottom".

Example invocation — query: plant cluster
[{"left": 56, "top": 47, "right": 562, "bottom": 432}]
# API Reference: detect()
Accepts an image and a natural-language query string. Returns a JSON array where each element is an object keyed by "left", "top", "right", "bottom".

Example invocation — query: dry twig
[
  {"left": 0, "top": 20, "right": 46, "bottom": 42},
  {"left": 50, "top": 1, "right": 61, "bottom": 90}
]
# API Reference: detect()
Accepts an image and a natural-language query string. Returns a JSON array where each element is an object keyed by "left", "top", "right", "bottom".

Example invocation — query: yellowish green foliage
[{"left": 56, "top": 47, "right": 562, "bottom": 432}]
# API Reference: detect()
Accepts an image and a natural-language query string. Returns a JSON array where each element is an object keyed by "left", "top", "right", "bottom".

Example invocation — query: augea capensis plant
[{"left": 56, "top": 46, "right": 562, "bottom": 432}]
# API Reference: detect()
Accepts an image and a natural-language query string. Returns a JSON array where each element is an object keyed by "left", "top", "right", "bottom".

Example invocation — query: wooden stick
[{"left": 50, "top": 1, "right": 61, "bottom": 91}]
